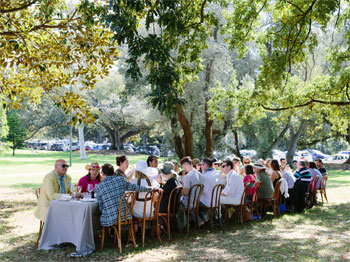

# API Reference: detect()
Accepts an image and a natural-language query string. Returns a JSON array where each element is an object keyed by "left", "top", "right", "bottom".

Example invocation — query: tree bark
[
  {"left": 233, "top": 129, "right": 241, "bottom": 159},
  {"left": 286, "top": 120, "right": 308, "bottom": 166},
  {"left": 204, "top": 59, "right": 214, "bottom": 157},
  {"left": 171, "top": 117, "right": 185, "bottom": 159},
  {"left": 175, "top": 103, "right": 193, "bottom": 158},
  {"left": 260, "top": 116, "right": 291, "bottom": 158}
]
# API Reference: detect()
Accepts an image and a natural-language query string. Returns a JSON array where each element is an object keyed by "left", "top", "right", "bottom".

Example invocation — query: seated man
[
  {"left": 177, "top": 157, "right": 204, "bottom": 229},
  {"left": 201, "top": 158, "right": 223, "bottom": 207},
  {"left": 220, "top": 160, "right": 244, "bottom": 205},
  {"left": 35, "top": 159, "right": 72, "bottom": 222},
  {"left": 291, "top": 160, "right": 311, "bottom": 212},
  {"left": 95, "top": 163, "right": 162, "bottom": 227},
  {"left": 315, "top": 158, "right": 327, "bottom": 189}
]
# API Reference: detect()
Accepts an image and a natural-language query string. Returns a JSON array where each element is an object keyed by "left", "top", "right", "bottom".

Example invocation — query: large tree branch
[
  {"left": 0, "top": 0, "right": 38, "bottom": 14},
  {"left": 262, "top": 98, "right": 350, "bottom": 111}
]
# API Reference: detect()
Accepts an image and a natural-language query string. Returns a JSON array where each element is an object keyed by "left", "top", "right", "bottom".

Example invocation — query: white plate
[
  {"left": 80, "top": 198, "right": 97, "bottom": 202},
  {"left": 57, "top": 198, "right": 70, "bottom": 201}
]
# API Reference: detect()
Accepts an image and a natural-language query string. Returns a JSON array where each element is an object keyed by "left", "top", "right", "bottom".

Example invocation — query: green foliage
[
  {"left": 0, "top": 107, "right": 8, "bottom": 138},
  {"left": 5, "top": 110, "right": 27, "bottom": 155}
]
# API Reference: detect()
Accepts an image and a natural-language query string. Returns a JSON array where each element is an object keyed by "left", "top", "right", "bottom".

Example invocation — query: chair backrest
[
  {"left": 210, "top": 184, "right": 224, "bottom": 208},
  {"left": 35, "top": 188, "right": 41, "bottom": 200},
  {"left": 118, "top": 191, "right": 136, "bottom": 224},
  {"left": 251, "top": 181, "right": 261, "bottom": 205},
  {"left": 321, "top": 175, "right": 328, "bottom": 190},
  {"left": 187, "top": 184, "right": 204, "bottom": 211},
  {"left": 273, "top": 180, "right": 282, "bottom": 201},
  {"left": 310, "top": 176, "right": 319, "bottom": 192},
  {"left": 167, "top": 186, "right": 183, "bottom": 215},
  {"left": 240, "top": 183, "right": 250, "bottom": 206},
  {"left": 142, "top": 190, "right": 163, "bottom": 220}
]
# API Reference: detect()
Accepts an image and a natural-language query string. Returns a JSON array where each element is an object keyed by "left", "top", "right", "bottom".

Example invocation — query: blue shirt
[{"left": 56, "top": 172, "right": 66, "bottom": 194}]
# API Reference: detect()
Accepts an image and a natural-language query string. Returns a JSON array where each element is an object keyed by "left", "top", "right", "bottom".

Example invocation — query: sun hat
[
  {"left": 212, "top": 158, "right": 221, "bottom": 164},
  {"left": 135, "top": 160, "right": 148, "bottom": 173},
  {"left": 143, "top": 167, "right": 159, "bottom": 178},
  {"left": 85, "top": 162, "right": 101, "bottom": 171},
  {"left": 161, "top": 162, "right": 177, "bottom": 175},
  {"left": 253, "top": 160, "right": 266, "bottom": 170}
]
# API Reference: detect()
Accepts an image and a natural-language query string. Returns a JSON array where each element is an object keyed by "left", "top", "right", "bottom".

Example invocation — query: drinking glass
[
  {"left": 87, "top": 184, "right": 93, "bottom": 193},
  {"left": 77, "top": 185, "right": 82, "bottom": 193}
]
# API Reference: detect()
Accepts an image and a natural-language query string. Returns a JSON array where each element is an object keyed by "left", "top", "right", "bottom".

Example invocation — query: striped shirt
[{"left": 294, "top": 167, "right": 311, "bottom": 183}]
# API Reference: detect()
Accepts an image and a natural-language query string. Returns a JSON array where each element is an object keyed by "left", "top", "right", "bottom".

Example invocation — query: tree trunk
[
  {"left": 12, "top": 136, "right": 15, "bottom": 156},
  {"left": 175, "top": 104, "right": 193, "bottom": 158},
  {"left": 260, "top": 116, "right": 291, "bottom": 158},
  {"left": 233, "top": 129, "right": 241, "bottom": 159},
  {"left": 286, "top": 120, "right": 308, "bottom": 166},
  {"left": 171, "top": 117, "right": 185, "bottom": 159},
  {"left": 204, "top": 101, "right": 214, "bottom": 157},
  {"left": 204, "top": 59, "right": 215, "bottom": 158}
]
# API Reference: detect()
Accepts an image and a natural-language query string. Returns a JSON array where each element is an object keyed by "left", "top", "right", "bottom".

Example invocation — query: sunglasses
[
  {"left": 244, "top": 162, "right": 250, "bottom": 164},
  {"left": 61, "top": 164, "right": 69, "bottom": 168},
  {"left": 221, "top": 165, "right": 227, "bottom": 168}
]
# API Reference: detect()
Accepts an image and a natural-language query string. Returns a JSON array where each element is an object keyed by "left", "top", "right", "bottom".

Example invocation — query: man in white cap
[{"left": 253, "top": 160, "right": 274, "bottom": 200}]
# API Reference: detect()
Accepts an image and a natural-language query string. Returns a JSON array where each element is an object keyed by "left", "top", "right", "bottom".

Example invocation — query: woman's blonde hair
[{"left": 135, "top": 170, "right": 148, "bottom": 179}]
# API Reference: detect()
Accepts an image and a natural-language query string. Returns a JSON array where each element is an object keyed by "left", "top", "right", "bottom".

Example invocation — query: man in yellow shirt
[{"left": 34, "top": 159, "right": 72, "bottom": 222}]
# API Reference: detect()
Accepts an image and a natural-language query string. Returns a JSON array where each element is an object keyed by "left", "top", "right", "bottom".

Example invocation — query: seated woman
[
  {"left": 239, "top": 156, "right": 251, "bottom": 178},
  {"left": 254, "top": 160, "right": 274, "bottom": 200},
  {"left": 270, "top": 159, "right": 283, "bottom": 188},
  {"left": 243, "top": 165, "right": 259, "bottom": 203},
  {"left": 78, "top": 162, "right": 101, "bottom": 193},
  {"left": 308, "top": 161, "right": 322, "bottom": 190},
  {"left": 159, "top": 162, "right": 179, "bottom": 213},
  {"left": 131, "top": 160, "right": 160, "bottom": 218}
]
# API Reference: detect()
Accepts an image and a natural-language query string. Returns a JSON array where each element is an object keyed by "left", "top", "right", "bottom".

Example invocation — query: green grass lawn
[
  {"left": 0, "top": 149, "right": 349, "bottom": 261},
  {"left": 0, "top": 149, "right": 167, "bottom": 189}
]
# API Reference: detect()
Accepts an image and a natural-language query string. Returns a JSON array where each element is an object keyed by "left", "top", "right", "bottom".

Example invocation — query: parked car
[
  {"left": 308, "top": 149, "right": 329, "bottom": 160},
  {"left": 148, "top": 145, "right": 160, "bottom": 156},
  {"left": 272, "top": 149, "right": 286, "bottom": 160},
  {"left": 51, "top": 143, "right": 67, "bottom": 151},
  {"left": 293, "top": 150, "right": 313, "bottom": 163},
  {"left": 124, "top": 145, "right": 134, "bottom": 152},
  {"left": 338, "top": 151, "right": 350, "bottom": 157},
  {"left": 324, "top": 154, "right": 349, "bottom": 164}
]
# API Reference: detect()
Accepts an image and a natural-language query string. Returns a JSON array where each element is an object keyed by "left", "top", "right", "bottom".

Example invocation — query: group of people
[{"left": 34, "top": 154, "right": 328, "bottom": 239}]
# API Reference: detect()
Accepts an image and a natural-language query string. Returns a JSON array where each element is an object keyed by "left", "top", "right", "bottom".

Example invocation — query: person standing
[{"left": 35, "top": 159, "right": 72, "bottom": 222}]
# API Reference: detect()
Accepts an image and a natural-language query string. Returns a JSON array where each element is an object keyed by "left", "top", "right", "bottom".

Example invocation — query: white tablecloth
[{"left": 38, "top": 199, "right": 99, "bottom": 255}]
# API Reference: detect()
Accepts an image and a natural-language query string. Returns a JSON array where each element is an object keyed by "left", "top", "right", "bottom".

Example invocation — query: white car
[
  {"left": 324, "top": 154, "right": 349, "bottom": 164},
  {"left": 272, "top": 149, "right": 286, "bottom": 160},
  {"left": 293, "top": 151, "right": 313, "bottom": 163}
]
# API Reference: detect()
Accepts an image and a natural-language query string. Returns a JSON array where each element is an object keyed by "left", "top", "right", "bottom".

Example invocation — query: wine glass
[
  {"left": 87, "top": 184, "right": 93, "bottom": 193},
  {"left": 77, "top": 185, "right": 82, "bottom": 193},
  {"left": 71, "top": 184, "right": 77, "bottom": 199}
]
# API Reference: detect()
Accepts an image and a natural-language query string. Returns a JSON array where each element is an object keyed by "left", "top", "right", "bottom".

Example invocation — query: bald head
[{"left": 55, "top": 159, "right": 68, "bottom": 177}]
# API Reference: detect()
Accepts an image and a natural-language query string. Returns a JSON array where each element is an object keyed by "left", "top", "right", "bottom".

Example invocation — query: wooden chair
[
  {"left": 185, "top": 184, "right": 204, "bottom": 234},
  {"left": 199, "top": 184, "right": 224, "bottom": 229},
  {"left": 100, "top": 191, "right": 136, "bottom": 253},
  {"left": 317, "top": 175, "right": 328, "bottom": 203},
  {"left": 157, "top": 186, "right": 183, "bottom": 240},
  {"left": 35, "top": 187, "right": 44, "bottom": 246},
  {"left": 223, "top": 183, "right": 249, "bottom": 225},
  {"left": 133, "top": 190, "right": 163, "bottom": 247},
  {"left": 248, "top": 181, "right": 261, "bottom": 220},
  {"left": 306, "top": 176, "right": 319, "bottom": 208},
  {"left": 260, "top": 180, "right": 282, "bottom": 217}
]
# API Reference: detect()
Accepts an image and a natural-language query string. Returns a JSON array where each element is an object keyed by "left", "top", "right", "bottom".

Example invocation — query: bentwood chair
[
  {"left": 199, "top": 184, "right": 224, "bottom": 229},
  {"left": 186, "top": 184, "right": 204, "bottom": 234},
  {"left": 317, "top": 175, "right": 328, "bottom": 203},
  {"left": 260, "top": 180, "right": 282, "bottom": 217},
  {"left": 100, "top": 191, "right": 136, "bottom": 253},
  {"left": 248, "top": 181, "right": 261, "bottom": 220},
  {"left": 35, "top": 187, "right": 44, "bottom": 246},
  {"left": 133, "top": 190, "right": 163, "bottom": 247},
  {"left": 157, "top": 186, "right": 183, "bottom": 240},
  {"left": 223, "top": 183, "right": 249, "bottom": 225}
]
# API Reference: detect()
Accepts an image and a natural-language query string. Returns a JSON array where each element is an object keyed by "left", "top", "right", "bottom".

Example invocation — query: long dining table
[{"left": 38, "top": 198, "right": 99, "bottom": 257}]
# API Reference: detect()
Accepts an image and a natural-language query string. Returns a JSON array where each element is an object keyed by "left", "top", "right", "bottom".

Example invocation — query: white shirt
[
  {"left": 222, "top": 170, "right": 244, "bottom": 200},
  {"left": 200, "top": 168, "right": 223, "bottom": 207}
]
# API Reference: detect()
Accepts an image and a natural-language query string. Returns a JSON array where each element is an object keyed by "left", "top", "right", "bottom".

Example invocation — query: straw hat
[
  {"left": 253, "top": 160, "right": 265, "bottom": 170},
  {"left": 85, "top": 162, "right": 101, "bottom": 171}
]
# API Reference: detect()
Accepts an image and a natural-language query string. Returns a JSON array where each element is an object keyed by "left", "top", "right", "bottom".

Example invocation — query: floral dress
[{"left": 243, "top": 174, "right": 259, "bottom": 203}]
